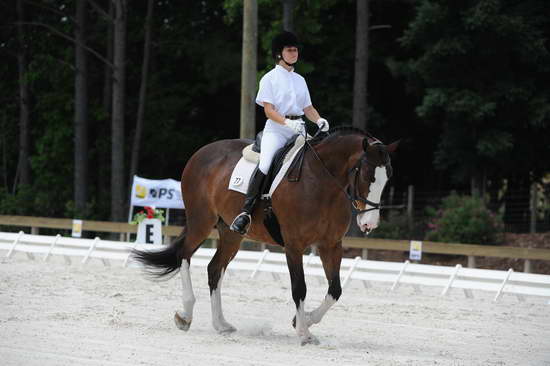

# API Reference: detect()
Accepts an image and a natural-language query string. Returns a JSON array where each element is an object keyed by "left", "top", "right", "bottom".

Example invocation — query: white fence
[{"left": 1, "top": 231, "right": 550, "bottom": 303}]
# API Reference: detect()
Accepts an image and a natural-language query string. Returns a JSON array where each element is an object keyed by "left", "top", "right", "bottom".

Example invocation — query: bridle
[
  {"left": 347, "top": 154, "right": 382, "bottom": 214},
  {"left": 305, "top": 132, "right": 389, "bottom": 214}
]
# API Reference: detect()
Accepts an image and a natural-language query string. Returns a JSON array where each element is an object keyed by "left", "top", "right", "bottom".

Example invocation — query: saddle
[
  {"left": 241, "top": 132, "right": 306, "bottom": 190},
  {"left": 235, "top": 132, "right": 308, "bottom": 246}
]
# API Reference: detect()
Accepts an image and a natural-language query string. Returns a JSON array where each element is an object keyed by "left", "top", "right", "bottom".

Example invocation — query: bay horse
[{"left": 132, "top": 127, "right": 398, "bottom": 345}]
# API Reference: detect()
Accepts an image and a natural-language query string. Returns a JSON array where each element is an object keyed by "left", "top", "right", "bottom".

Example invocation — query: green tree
[{"left": 397, "top": 0, "right": 550, "bottom": 193}]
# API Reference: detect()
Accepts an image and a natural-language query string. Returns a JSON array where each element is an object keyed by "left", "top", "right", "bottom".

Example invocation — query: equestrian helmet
[{"left": 271, "top": 31, "right": 300, "bottom": 60}]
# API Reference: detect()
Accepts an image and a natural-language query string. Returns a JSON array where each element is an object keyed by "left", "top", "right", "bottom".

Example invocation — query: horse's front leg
[
  {"left": 286, "top": 249, "right": 319, "bottom": 346},
  {"left": 300, "top": 241, "right": 343, "bottom": 328}
]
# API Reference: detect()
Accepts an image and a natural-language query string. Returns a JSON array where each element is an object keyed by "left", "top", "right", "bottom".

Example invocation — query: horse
[{"left": 132, "top": 127, "right": 398, "bottom": 345}]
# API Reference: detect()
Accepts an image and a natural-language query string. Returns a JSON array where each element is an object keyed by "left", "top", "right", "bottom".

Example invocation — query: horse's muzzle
[{"left": 357, "top": 211, "right": 380, "bottom": 233}]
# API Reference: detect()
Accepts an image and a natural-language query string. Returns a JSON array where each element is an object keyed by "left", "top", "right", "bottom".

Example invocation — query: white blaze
[{"left": 357, "top": 166, "right": 388, "bottom": 232}]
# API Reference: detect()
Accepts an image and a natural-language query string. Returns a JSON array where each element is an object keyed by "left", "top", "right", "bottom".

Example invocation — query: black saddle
[
  {"left": 247, "top": 132, "right": 306, "bottom": 247},
  {"left": 252, "top": 131, "right": 263, "bottom": 153},
  {"left": 251, "top": 132, "right": 300, "bottom": 193}
]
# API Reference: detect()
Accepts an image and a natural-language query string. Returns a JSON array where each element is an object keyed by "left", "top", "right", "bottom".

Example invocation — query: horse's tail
[{"left": 131, "top": 215, "right": 187, "bottom": 279}]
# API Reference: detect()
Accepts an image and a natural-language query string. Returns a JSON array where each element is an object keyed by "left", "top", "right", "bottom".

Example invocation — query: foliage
[
  {"left": 130, "top": 206, "right": 165, "bottom": 225},
  {"left": 1, "top": 0, "right": 549, "bottom": 223},
  {"left": 425, "top": 193, "right": 504, "bottom": 245},
  {"left": 370, "top": 211, "right": 427, "bottom": 240},
  {"left": 369, "top": 212, "right": 410, "bottom": 239},
  {"left": 396, "top": 0, "right": 550, "bottom": 184}
]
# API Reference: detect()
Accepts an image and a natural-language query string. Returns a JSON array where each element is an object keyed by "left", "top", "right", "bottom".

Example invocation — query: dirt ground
[{"left": 1, "top": 254, "right": 549, "bottom": 366}]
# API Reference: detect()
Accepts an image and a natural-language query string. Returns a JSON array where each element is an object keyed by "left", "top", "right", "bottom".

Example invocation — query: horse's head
[{"left": 351, "top": 138, "right": 399, "bottom": 234}]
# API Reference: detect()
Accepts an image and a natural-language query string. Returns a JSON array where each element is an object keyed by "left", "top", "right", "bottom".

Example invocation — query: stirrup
[{"left": 229, "top": 212, "right": 252, "bottom": 235}]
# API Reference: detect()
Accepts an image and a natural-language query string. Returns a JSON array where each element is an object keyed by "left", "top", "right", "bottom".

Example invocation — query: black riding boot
[{"left": 230, "top": 167, "right": 267, "bottom": 235}]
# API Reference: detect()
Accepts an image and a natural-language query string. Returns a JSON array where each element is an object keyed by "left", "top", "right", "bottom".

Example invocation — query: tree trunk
[
  {"left": 240, "top": 0, "right": 257, "bottom": 139},
  {"left": 16, "top": 0, "right": 31, "bottom": 190},
  {"left": 74, "top": 0, "right": 89, "bottom": 216},
  {"left": 281, "top": 0, "right": 295, "bottom": 32},
  {"left": 129, "top": 0, "right": 154, "bottom": 185},
  {"left": 99, "top": 1, "right": 114, "bottom": 210},
  {"left": 352, "top": 0, "right": 369, "bottom": 131},
  {"left": 111, "top": 0, "right": 127, "bottom": 222},
  {"left": 102, "top": 1, "right": 114, "bottom": 116},
  {"left": 470, "top": 168, "right": 486, "bottom": 198}
]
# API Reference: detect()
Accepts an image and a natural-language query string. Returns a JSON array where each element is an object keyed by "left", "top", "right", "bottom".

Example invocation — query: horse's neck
[{"left": 314, "top": 135, "right": 363, "bottom": 182}]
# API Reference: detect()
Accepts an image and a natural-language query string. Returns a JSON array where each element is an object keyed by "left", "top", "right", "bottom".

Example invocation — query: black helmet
[{"left": 271, "top": 31, "right": 300, "bottom": 60}]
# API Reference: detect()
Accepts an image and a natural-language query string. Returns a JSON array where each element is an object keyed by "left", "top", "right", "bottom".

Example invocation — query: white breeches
[{"left": 259, "top": 120, "right": 297, "bottom": 174}]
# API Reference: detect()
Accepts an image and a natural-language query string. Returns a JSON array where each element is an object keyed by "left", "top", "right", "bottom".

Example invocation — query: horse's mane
[{"left": 309, "top": 126, "right": 370, "bottom": 145}]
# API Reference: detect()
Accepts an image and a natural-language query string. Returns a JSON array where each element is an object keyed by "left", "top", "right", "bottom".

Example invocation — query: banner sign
[{"left": 130, "top": 175, "right": 184, "bottom": 209}]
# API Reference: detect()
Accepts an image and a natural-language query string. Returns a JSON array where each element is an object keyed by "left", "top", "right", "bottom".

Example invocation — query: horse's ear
[{"left": 386, "top": 140, "right": 400, "bottom": 153}]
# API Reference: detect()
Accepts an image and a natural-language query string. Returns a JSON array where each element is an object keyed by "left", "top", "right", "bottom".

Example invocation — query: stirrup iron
[{"left": 230, "top": 212, "right": 252, "bottom": 235}]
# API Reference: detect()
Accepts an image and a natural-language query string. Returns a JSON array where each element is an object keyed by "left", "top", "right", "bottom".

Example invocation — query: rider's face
[{"left": 281, "top": 46, "right": 299, "bottom": 64}]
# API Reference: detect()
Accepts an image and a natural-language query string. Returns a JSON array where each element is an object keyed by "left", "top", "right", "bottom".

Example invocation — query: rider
[{"left": 230, "top": 31, "right": 330, "bottom": 235}]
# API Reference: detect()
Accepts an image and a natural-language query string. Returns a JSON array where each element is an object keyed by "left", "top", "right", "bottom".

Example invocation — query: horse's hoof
[
  {"left": 174, "top": 311, "right": 192, "bottom": 331},
  {"left": 214, "top": 321, "right": 237, "bottom": 334},
  {"left": 300, "top": 334, "right": 320, "bottom": 346}
]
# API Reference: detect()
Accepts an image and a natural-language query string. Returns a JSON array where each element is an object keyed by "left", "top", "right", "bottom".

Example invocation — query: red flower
[{"left": 145, "top": 206, "right": 155, "bottom": 219}]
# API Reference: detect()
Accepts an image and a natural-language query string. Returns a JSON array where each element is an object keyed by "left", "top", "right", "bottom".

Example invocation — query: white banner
[{"left": 130, "top": 175, "right": 184, "bottom": 209}]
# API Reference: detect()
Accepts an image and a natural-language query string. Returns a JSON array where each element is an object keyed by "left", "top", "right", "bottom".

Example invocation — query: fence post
[
  {"left": 467, "top": 256, "right": 476, "bottom": 268},
  {"left": 31, "top": 227, "right": 38, "bottom": 235},
  {"left": 494, "top": 268, "right": 513, "bottom": 302},
  {"left": 524, "top": 259, "right": 532, "bottom": 273},
  {"left": 530, "top": 183, "right": 537, "bottom": 234},
  {"left": 250, "top": 249, "right": 270, "bottom": 279},
  {"left": 7, "top": 231, "right": 24, "bottom": 258},
  {"left": 407, "top": 185, "right": 414, "bottom": 230}
]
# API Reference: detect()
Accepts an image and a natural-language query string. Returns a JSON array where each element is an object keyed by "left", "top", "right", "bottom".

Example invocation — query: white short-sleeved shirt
[{"left": 256, "top": 65, "right": 312, "bottom": 133}]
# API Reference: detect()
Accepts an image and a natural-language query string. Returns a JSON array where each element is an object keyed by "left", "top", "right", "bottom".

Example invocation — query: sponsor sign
[
  {"left": 130, "top": 175, "right": 184, "bottom": 209},
  {"left": 71, "top": 219, "right": 83, "bottom": 238},
  {"left": 409, "top": 240, "right": 422, "bottom": 261}
]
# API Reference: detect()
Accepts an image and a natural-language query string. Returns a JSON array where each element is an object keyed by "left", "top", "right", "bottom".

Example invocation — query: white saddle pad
[{"left": 228, "top": 135, "right": 306, "bottom": 196}]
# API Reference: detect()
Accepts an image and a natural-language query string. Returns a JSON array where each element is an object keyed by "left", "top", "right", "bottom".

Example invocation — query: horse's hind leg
[
  {"left": 207, "top": 220, "right": 243, "bottom": 333},
  {"left": 174, "top": 210, "right": 218, "bottom": 331}
]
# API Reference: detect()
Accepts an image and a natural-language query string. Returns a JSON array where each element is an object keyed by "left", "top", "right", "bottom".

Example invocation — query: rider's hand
[
  {"left": 284, "top": 119, "right": 305, "bottom": 134},
  {"left": 316, "top": 118, "right": 329, "bottom": 132}
]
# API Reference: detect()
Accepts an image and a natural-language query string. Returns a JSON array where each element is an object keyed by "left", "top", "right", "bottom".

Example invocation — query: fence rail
[
  {"left": 1, "top": 231, "right": 549, "bottom": 303},
  {"left": 1, "top": 215, "right": 550, "bottom": 273}
]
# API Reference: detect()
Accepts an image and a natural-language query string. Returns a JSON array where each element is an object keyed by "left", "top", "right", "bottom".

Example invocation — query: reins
[{"left": 304, "top": 130, "right": 382, "bottom": 214}]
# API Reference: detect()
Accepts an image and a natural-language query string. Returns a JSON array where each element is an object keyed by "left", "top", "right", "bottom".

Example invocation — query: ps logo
[
  {"left": 232, "top": 177, "right": 243, "bottom": 186},
  {"left": 149, "top": 188, "right": 175, "bottom": 199}
]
